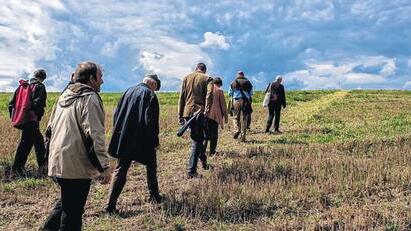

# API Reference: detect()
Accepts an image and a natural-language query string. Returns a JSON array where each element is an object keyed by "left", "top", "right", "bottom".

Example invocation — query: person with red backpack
[{"left": 9, "top": 69, "right": 47, "bottom": 176}]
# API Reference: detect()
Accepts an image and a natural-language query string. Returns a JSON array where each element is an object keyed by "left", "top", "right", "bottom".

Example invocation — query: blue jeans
[{"left": 188, "top": 114, "right": 207, "bottom": 174}]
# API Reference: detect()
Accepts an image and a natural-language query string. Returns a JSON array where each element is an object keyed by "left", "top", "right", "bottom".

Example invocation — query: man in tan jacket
[
  {"left": 178, "top": 63, "right": 213, "bottom": 178},
  {"left": 41, "top": 61, "right": 111, "bottom": 231}
]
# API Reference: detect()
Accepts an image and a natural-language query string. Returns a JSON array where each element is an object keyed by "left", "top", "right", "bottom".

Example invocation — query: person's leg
[
  {"left": 266, "top": 104, "right": 275, "bottom": 132},
  {"left": 232, "top": 100, "right": 242, "bottom": 139},
  {"left": 274, "top": 106, "right": 282, "bottom": 132},
  {"left": 106, "top": 158, "right": 132, "bottom": 212},
  {"left": 240, "top": 111, "right": 249, "bottom": 142},
  {"left": 247, "top": 113, "right": 252, "bottom": 129},
  {"left": 12, "top": 122, "right": 35, "bottom": 174},
  {"left": 41, "top": 198, "right": 62, "bottom": 231},
  {"left": 209, "top": 120, "right": 219, "bottom": 155},
  {"left": 188, "top": 115, "right": 204, "bottom": 175},
  {"left": 33, "top": 123, "right": 46, "bottom": 168},
  {"left": 58, "top": 178, "right": 91, "bottom": 231},
  {"left": 203, "top": 139, "right": 209, "bottom": 155},
  {"left": 146, "top": 156, "right": 161, "bottom": 202}
]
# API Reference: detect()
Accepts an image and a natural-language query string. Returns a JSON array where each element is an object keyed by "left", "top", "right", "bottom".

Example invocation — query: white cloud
[
  {"left": 345, "top": 73, "right": 385, "bottom": 84},
  {"left": 0, "top": 0, "right": 64, "bottom": 90},
  {"left": 200, "top": 32, "right": 230, "bottom": 50},
  {"left": 136, "top": 36, "right": 212, "bottom": 90},
  {"left": 404, "top": 81, "right": 411, "bottom": 89},
  {"left": 286, "top": 56, "right": 395, "bottom": 89}
]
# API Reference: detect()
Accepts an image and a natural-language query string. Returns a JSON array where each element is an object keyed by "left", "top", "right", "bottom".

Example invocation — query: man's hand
[
  {"left": 155, "top": 144, "right": 160, "bottom": 151},
  {"left": 99, "top": 167, "right": 112, "bottom": 184},
  {"left": 179, "top": 117, "right": 185, "bottom": 125}
]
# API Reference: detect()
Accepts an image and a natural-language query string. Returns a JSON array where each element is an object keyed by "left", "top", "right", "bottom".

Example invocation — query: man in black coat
[
  {"left": 265, "top": 75, "right": 286, "bottom": 133},
  {"left": 106, "top": 74, "right": 162, "bottom": 214}
]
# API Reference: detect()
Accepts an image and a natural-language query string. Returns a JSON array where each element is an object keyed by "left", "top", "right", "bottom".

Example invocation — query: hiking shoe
[
  {"left": 149, "top": 194, "right": 163, "bottom": 204},
  {"left": 274, "top": 130, "right": 283, "bottom": 134},
  {"left": 202, "top": 163, "right": 214, "bottom": 170},
  {"left": 37, "top": 165, "right": 47, "bottom": 177},
  {"left": 187, "top": 172, "right": 202, "bottom": 179},
  {"left": 11, "top": 167, "right": 26, "bottom": 178},
  {"left": 105, "top": 208, "right": 120, "bottom": 216},
  {"left": 233, "top": 132, "right": 240, "bottom": 139}
]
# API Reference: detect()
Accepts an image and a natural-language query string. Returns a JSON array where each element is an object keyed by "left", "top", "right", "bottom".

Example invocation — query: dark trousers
[
  {"left": 204, "top": 119, "right": 219, "bottom": 155},
  {"left": 247, "top": 114, "right": 252, "bottom": 129},
  {"left": 13, "top": 121, "right": 46, "bottom": 171},
  {"left": 267, "top": 104, "right": 282, "bottom": 131},
  {"left": 188, "top": 114, "right": 207, "bottom": 174},
  {"left": 42, "top": 178, "right": 91, "bottom": 231},
  {"left": 107, "top": 157, "right": 159, "bottom": 210}
]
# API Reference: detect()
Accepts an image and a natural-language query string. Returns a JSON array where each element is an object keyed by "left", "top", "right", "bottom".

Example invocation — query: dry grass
[{"left": 1, "top": 90, "right": 411, "bottom": 230}]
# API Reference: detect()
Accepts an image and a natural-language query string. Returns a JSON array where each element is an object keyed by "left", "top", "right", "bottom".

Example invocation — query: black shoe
[
  {"left": 233, "top": 132, "right": 240, "bottom": 139},
  {"left": 37, "top": 165, "right": 47, "bottom": 177},
  {"left": 11, "top": 167, "right": 26, "bottom": 177},
  {"left": 275, "top": 130, "right": 282, "bottom": 134},
  {"left": 202, "top": 163, "right": 214, "bottom": 170},
  {"left": 149, "top": 194, "right": 163, "bottom": 204},
  {"left": 105, "top": 207, "right": 120, "bottom": 215},
  {"left": 187, "top": 172, "right": 202, "bottom": 179}
]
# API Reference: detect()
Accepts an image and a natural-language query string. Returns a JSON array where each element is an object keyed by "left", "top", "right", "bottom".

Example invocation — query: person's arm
[
  {"left": 281, "top": 85, "right": 286, "bottom": 108},
  {"left": 228, "top": 85, "right": 233, "bottom": 97},
  {"left": 32, "top": 83, "right": 47, "bottom": 120},
  {"left": 205, "top": 77, "right": 213, "bottom": 115},
  {"left": 178, "top": 79, "right": 186, "bottom": 121},
  {"left": 146, "top": 94, "right": 160, "bottom": 148},
  {"left": 249, "top": 81, "right": 253, "bottom": 98},
  {"left": 8, "top": 88, "right": 17, "bottom": 118},
  {"left": 81, "top": 94, "right": 110, "bottom": 171},
  {"left": 219, "top": 90, "right": 228, "bottom": 121}
]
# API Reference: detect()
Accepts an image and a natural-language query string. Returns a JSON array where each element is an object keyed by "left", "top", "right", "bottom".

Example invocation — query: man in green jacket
[{"left": 178, "top": 63, "right": 213, "bottom": 178}]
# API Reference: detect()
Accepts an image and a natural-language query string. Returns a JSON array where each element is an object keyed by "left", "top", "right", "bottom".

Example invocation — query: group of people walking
[{"left": 7, "top": 61, "right": 286, "bottom": 230}]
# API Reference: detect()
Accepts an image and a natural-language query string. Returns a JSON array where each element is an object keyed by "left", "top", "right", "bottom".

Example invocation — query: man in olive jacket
[
  {"left": 106, "top": 74, "right": 162, "bottom": 214},
  {"left": 178, "top": 63, "right": 213, "bottom": 178}
]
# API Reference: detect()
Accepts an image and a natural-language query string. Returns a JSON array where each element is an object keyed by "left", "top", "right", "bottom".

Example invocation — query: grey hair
[
  {"left": 275, "top": 75, "right": 283, "bottom": 82},
  {"left": 143, "top": 77, "right": 157, "bottom": 86}
]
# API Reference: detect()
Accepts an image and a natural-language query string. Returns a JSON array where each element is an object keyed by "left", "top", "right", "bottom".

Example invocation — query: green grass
[{"left": 1, "top": 90, "right": 411, "bottom": 230}]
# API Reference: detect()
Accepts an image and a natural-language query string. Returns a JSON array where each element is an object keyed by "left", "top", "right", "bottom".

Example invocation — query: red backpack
[{"left": 11, "top": 80, "right": 38, "bottom": 129}]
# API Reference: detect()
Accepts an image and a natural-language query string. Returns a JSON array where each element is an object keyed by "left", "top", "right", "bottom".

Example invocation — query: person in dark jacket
[
  {"left": 228, "top": 71, "right": 253, "bottom": 142},
  {"left": 265, "top": 75, "right": 286, "bottom": 133},
  {"left": 9, "top": 69, "right": 47, "bottom": 176},
  {"left": 106, "top": 74, "right": 162, "bottom": 214}
]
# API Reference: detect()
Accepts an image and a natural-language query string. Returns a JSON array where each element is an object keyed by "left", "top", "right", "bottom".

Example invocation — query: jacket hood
[{"left": 58, "top": 83, "right": 96, "bottom": 107}]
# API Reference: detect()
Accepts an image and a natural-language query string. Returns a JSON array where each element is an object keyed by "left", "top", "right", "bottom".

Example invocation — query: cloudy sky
[{"left": 1, "top": 0, "right": 410, "bottom": 91}]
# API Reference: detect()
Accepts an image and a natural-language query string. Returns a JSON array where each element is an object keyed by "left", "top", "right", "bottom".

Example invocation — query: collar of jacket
[
  {"left": 68, "top": 82, "right": 96, "bottom": 94},
  {"left": 29, "top": 78, "right": 41, "bottom": 85}
]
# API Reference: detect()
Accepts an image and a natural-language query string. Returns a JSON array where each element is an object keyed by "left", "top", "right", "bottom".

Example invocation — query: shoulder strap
[
  {"left": 73, "top": 95, "right": 104, "bottom": 173},
  {"left": 235, "top": 79, "right": 250, "bottom": 102},
  {"left": 265, "top": 83, "right": 271, "bottom": 93}
]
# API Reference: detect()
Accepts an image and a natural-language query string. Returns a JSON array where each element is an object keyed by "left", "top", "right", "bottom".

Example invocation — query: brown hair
[
  {"left": 73, "top": 61, "right": 100, "bottom": 84},
  {"left": 196, "top": 63, "right": 207, "bottom": 72}
]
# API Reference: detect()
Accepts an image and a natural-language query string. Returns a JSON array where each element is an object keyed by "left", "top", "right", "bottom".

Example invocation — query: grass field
[{"left": 1, "top": 90, "right": 411, "bottom": 230}]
